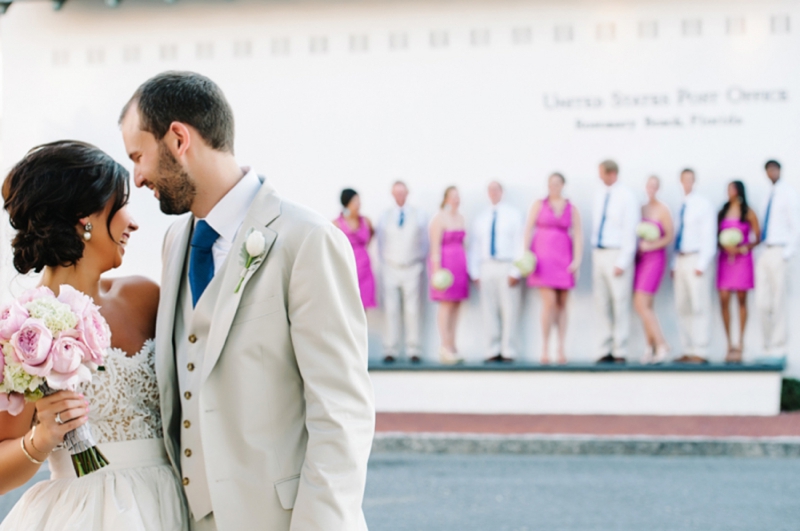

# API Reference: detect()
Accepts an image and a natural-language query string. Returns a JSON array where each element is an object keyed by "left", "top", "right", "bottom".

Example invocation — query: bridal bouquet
[{"left": 0, "top": 285, "right": 111, "bottom": 476}]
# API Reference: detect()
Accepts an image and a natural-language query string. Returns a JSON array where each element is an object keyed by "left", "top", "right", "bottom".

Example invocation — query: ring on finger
[{"left": 55, "top": 412, "right": 65, "bottom": 425}]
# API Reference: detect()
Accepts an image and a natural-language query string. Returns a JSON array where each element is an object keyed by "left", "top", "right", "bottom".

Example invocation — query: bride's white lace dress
[{"left": 0, "top": 340, "right": 188, "bottom": 531}]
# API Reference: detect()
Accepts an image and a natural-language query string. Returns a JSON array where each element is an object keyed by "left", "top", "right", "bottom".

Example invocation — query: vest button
[
  {"left": 187, "top": 363, "right": 195, "bottom": 372},
  {"left": 188, "top": 334, "right": 197, "bottom": 344},
  {"left": 183, "top": 420, "right": 191, "bottom": 429},
  {"left": 183, "top": 477, "right": 190, "bottom": 486},
  {"left": 185, "top": 449, "right": 192, "bottom": 458},
  {"left": 184, "top": 391, "right": 192, "bottom": 400}
]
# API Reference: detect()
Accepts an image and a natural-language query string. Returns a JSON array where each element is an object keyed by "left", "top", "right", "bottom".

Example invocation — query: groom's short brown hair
[{"left": 121, "top": 71, "right": 235, "bottom": 153}]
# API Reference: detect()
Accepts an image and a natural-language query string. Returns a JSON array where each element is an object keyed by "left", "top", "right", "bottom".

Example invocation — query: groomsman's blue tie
[
  {"left": 490, "top": 210, "right": 497, "bottom": 257},
  {"left": 597, "top": 192, "right": 610, "bottom": 248},
  {"left": 189, "top": 220, "right": 220, "bottom": 307},
  {"left": 399, "top": 210, "right": 405, "bottom": 228},
  {"left": 762, "top": 194, "right": 773, "bottom": 241},
  {"left": 675, "top": 203, "right": 686, "bottom": 251}
]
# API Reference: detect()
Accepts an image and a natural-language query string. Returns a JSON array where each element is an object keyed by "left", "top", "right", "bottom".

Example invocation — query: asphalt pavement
[
  {"left": 363, "top": 453, "right": 800, "bottom": 531},
  {"left": 3, "top": 454, "right": 799, "bottom": 530}
]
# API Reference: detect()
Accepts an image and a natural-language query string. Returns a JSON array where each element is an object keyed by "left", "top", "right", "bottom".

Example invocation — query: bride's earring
[{"left": 83, "top": 222, "right": 93, "bottom": 242}]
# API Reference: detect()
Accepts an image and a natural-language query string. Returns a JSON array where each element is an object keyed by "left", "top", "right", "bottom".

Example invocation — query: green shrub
[{"left": 781, "top": 378, "right": 800, "bottom": 412}]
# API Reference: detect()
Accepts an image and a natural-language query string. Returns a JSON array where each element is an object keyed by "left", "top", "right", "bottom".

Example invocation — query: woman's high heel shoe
[{"left": 439, "top": 346, "right": 464, "bottom": 365}]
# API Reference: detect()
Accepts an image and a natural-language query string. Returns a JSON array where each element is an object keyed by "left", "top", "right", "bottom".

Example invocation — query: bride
[{"left": 0, "top": 141, "right": 188, "bottom": 530}]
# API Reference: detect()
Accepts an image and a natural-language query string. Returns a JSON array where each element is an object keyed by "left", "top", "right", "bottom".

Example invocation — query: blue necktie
[
  {"left": 398, "top": 210, "right": 405, "bottom": 228},
  {"left": 675, "top": 203, "right": 686, "bottom": 251},
  {"left": 490, "top": 210, "right": 497, "bottom": 257},
  {"left": 597, "top": 192, "right": 610, "bottom": 248},
  {"left": 189, "top": 220, "right": 219, "bottom": 307},
  {"left": 762, "top": 194, "right": 773, "bottom": 241}
]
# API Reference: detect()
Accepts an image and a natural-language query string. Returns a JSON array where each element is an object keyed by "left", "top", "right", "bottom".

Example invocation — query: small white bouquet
[
  {"left": 432, "top": 269, "right": 455, "bottom": 291},
  {"left": 719, "top": 228, "right": 744, "bottom": 248},
  {"left": 0, "top": 286, "right": 111, "bottom": 476},
  {"left": 636, "top": 221, "right": 661, "bottom": 242},
  {"left": 514, "top": 251, "right": 538, "bottom": 277}
]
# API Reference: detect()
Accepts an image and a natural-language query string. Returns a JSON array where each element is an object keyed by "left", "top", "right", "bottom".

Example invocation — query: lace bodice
[{"left": 78, "top": 340, "right": 162, "bottom": 444}]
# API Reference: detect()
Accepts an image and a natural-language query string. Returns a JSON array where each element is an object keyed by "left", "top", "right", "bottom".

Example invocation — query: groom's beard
[{"left": 155, "top": 143, "right": 196, "bottom": 215}]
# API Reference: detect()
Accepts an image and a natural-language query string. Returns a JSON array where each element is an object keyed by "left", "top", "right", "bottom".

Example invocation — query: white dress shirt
[
  {"left": 376, "top": 205, "right": 429, "bottom": 266},
  {"left": 762, "top": 178, "right": 800, "bottom": 259},
  {"left": 469, "top": 202, "right": 524, "bottom": 279},
  {"left": 591, "top": 182, "right": 639, "bottom": 270},
  {"left": 197, "top": 167, "right": 262, "bottom": 271},
  {"left": 673, "top": 191, "right": 717, "bottom": 273}
]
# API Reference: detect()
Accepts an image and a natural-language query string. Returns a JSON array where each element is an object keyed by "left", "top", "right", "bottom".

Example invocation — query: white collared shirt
[
  {"left": 591, "top": 182, "right": 639, "bottom": 270},
  {"left": 376, "top": 204, "right": 429, "bottom": 266},
  {"left": 196, "top": 167, "right": 262, "bottom": 271},
  {"left": 468, "top": 202, "right": 524, "bottom": 279},
  {"left": 762, "top": 178, "right": 800, "bottom": 259},
  {"left": 673, "top": 191, "right": 717, "bottom": 272}
]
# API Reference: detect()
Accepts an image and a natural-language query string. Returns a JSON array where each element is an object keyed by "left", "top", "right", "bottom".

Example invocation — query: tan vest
[
  {"left": 383, "top": 207, "right": 424, "bottom": 267},
  {"left": 174, "top": 243, "right": 223, "bottom": 519}
]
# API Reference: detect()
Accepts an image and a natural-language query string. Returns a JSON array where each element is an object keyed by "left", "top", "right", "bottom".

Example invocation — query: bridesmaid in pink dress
[
  {"left": 523, "top": 173, "right": 583, "bottom": 364},
  {"left": 429, "top": 186, "right": 468, "bottom": 364},
  {"left": 717, "top": 180, "right": 760, "bottom": 363},
  {"left": 335, "top": 189, "right": 376, "bottom": 309},
  {"left": 633, "top": 176, "right": 674, "bottom": 364}
]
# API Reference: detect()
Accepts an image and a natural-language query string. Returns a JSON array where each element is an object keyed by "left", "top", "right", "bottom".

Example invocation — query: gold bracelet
[
  {"left": 29, "top": 425, "right": 48, "bottom": 457},
  {"left": 20, "top": 436, "right": 44, "bottom": 465}
]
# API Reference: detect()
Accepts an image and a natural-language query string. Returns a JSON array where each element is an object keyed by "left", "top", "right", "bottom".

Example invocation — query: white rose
[{"left": 246, "top": 231, "right": 266, "bottom": 257}]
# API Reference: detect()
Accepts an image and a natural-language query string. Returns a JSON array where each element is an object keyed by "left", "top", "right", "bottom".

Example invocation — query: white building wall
[{"left": 1, "top": 0, "right": 799, "bottom": 370}]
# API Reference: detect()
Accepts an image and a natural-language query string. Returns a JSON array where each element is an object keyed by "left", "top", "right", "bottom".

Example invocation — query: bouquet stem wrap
[{"left": 42, "top": 383, "right": 108, "bottom": 476}]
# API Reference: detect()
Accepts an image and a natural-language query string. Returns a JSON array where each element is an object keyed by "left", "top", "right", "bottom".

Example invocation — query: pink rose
[
  {"left": 11, "top": 318, "right": 53, "bottom": 377},
  {"left": 18, "top": 286, "right": 55, "bottom": 305},
  {"left": 57, "top": 284, "right": 92, "bottom": 316},
  {"left": 0, "top": 301, "right": 29, "bottom": 341},
  {"left": 47, "top": 331, "right": 92, "bottom": 390},
  {"left": 0, "top": 392, "right": 25, "bottom": 416},
  {"left": 80, "top": 306, "right": 110, "bottom": 366}
]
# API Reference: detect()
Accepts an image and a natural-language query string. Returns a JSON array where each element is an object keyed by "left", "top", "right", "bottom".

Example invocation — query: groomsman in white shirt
[
  {"left": 592, "top": 160, "right": 639, "bottom": 363},
  {"left": 377, "top": 181, "right": 428, "bottom": 363},
  {"left": 673, "top": 168, "right": 717, "bottom": 363},
  {"left": 469, "top": 181, "right": 524, "bottom": 362},
  {"left": 756, "top": 160, "right": 800, "bottom": 357}
]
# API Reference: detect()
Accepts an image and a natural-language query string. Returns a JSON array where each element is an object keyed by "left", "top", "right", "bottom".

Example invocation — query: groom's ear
[{"left": 166, "top": 121, "right": 192, "bottom": 159}]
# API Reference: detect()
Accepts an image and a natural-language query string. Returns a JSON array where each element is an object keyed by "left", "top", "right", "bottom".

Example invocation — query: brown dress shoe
[{"left": 674, "top": 354, "right": 709, "bottom": 364}]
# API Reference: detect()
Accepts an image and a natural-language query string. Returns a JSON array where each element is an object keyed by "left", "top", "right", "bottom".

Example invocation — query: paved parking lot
[
  {"left": 4, "top": 454, "right": 800, "bottom": 530},
  {"left": 363, "top": 453, "right": 800, "bottom": 531}
]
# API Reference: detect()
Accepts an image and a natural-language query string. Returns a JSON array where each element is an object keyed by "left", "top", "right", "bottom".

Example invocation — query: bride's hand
[{"left": 33, "top": 391, "right": 90, "bottom": 454}]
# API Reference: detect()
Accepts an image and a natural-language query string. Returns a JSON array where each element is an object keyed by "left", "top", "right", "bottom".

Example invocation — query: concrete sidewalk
[{"left": 373, "top": 413, "right": 800, "bottom": 457}]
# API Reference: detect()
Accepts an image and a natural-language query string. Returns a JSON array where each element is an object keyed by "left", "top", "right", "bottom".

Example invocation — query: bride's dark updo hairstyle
[{"left": 2, "top": 140, "right": 130, "bottom": 274}]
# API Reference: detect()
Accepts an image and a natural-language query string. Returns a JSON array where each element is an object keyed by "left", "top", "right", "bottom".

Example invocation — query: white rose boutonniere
[{"left": 235, "top": 229, "right": 268, "bottom": 293}]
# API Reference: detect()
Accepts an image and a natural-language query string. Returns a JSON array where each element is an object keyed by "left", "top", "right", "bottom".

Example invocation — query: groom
[{"left": 119, "top": 72, "right": 375, "bottom": 530}]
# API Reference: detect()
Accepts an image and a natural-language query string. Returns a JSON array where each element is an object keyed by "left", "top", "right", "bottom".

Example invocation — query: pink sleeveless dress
[
  {"left": 429, "top": 230, "right": 470, "bottom": 302},
  {"left": 717, "top": 218, "right": 754, "bottom": 291},
  {"left": 528, "top": 199, "right": 575, "bottom": 290},
  {"left": 634, "top": 219, "right": 667, "bottom": 294},
  {"left": 336, "top": 215, "right": 377, "bottom": 308}
]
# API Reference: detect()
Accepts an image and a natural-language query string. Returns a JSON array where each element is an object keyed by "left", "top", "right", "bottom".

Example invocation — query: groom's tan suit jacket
[{"left": 155, "top": 178, "right": 375, "bottom": 530}]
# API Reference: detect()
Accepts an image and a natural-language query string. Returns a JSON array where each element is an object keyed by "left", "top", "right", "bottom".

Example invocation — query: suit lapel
[{"left": 200, "top": 179, "right": 281, "bottom": 383}]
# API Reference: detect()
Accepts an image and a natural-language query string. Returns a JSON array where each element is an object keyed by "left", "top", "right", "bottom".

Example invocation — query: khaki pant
[
  {"left": 191, "top": 513, "right": 216, "bottom": 531},
  {"left": 756, "top": 247, "right": 789, "bottom": 356},
  {"left": 480, "top": 260, "right": 521, "bottom": 357},
  {"left": 674, "top": 254, "right": 712, "bottom": 357},
  {"left": 382, "top": 262, "right": 424, "bottom": 357},
  {"left": 592, "top": 249, "right": 633, "bottom": 357}
]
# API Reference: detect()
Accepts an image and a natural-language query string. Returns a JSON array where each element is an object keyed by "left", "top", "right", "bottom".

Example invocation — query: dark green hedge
[{"left": 781, "top": 378, "right": 800, "bottom": 412}]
